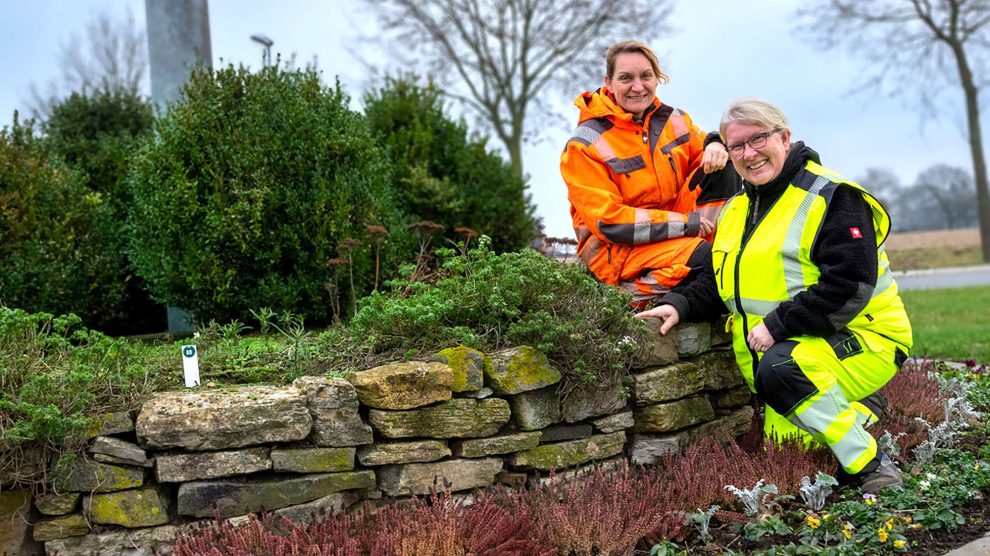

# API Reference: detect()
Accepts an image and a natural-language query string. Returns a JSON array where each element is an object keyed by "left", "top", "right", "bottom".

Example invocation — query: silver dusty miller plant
[
  {"left": 798, "top": 472, "right": 838, "bottom": 512},
  {"left": 913, "top": 395, "right": 980, "bottom": 464},
  {"left": 689, "top": 504, "right": 720, "bottom": 542},
  {"left": 725, "top": 479, "right": 778, "bottom": 516}
]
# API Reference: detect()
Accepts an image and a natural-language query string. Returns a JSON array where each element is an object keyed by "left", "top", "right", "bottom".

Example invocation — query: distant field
[
  {"left": 885, "top": 227, "right": 984, "bottom": 270},
  {"left": 901, "top": 284, "right": 990, "bottom": 363}
]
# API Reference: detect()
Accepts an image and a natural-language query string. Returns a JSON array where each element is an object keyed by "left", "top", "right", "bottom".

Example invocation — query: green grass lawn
[{"left": 901, "top": 284, "right": 990, "bottom": 364}]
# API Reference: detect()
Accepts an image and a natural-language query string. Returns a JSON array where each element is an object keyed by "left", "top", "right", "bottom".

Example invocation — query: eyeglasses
[{"left": 726, "top": 129, "right": 783, "bottom": 159}]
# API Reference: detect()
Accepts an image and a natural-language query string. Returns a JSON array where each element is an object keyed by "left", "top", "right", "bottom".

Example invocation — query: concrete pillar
[
  {"left": 145, "top": 0, "right": 212, "bottom": 107},
  {"left": 145, "top": 0, "right": 212, "bottom": 335}
]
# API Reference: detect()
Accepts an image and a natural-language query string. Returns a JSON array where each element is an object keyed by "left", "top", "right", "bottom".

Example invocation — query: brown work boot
[{"left": 858, "top": 455, "right": 903, "bottom": 494}]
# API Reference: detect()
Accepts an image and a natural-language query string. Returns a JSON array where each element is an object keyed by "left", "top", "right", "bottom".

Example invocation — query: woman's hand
[
  {"left": 635, "top": 304, "right": 681, "bottom": 335},
  {"left": 702, "top": 142, "right": 728, "bottom": 174},
  {"left": 700, "top": 217, "right": 715, "bottom": 237},
  {"left": 747, "top": 322, "right": 775, "bottom": 352}
]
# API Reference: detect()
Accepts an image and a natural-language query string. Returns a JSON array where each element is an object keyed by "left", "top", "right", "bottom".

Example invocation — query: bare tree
[
  {"left": 361, "top": 0, "right": 672, "bottom": 180},
  {"left": 27, "top": 8, "right": 148, "bottom": 118},
  {"left": 915, "top": 164, "right": 978, "bottom": 229},
  {"left": 798, "top": 0, "right": 990, "bottom": 261}
]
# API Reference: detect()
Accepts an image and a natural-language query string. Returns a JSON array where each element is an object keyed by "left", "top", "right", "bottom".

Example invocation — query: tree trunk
[
  {"left": 507, "top": 131, "right": 524, "bottom": 183},
  {"left": 951, "top": 42, "right": 990, "bottom": 262}
]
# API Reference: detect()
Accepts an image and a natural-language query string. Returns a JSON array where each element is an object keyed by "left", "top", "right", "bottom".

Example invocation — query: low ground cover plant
[{"left": 173, "top": 359, "right": 990, "bottom": 555}]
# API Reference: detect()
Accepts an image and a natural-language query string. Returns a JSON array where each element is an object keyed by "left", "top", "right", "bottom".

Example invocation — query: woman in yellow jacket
[
  {"left": 560, "top": 40, "right": 740, "bottom": 304},
  {"left": 637, "top": 97, "right": 913, "bottom": 494}
]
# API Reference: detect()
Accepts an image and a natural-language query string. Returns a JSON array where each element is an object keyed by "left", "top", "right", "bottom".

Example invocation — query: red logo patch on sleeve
[{"left": 850, "top": 227, "right": 863, "bottom": 239}]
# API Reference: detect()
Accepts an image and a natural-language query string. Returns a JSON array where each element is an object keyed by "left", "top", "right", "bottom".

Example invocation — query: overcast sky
[{"left": 1, "top": 1, "right": 983, "bottom": 239}]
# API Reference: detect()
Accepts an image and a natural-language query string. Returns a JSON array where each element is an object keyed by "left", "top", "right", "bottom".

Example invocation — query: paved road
[{"left": 893, "top": 264, "right": 990, "bottom": 291}]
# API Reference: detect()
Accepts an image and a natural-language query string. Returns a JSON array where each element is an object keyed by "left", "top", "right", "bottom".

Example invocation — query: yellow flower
[
  {"left": 885, "top": 518, "right": 896, "bottom": 531},
  {"left": 842, "top": 522, "right": 855, "bottom": 540},
  {"left": 894, "top": 540, "right": 906, "bottom": 549},
  {"left": 806, "top": 516, "right": 821, "bottom": 529},
  {"left": 865, "top": 497, "right": 875, "bottom": 505},
  {"left": 878, "top": 528, "right": 889, "bottom": 543}
]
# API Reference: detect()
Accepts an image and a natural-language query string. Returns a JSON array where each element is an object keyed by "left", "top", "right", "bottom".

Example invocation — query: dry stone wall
[{"left": 4, "top": 321, "right": 753, "bottom": 556}]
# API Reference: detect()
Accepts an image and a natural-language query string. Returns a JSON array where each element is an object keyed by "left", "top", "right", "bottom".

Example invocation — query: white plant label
[{"left": 181, "top": 345, "right": 200, "bottom": 387}]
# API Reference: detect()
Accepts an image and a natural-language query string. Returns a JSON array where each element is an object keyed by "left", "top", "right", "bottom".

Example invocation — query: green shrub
[
  {"left": 0, "top": 119, "right": 129, "bottom": 327},
  {"left": 44, "top": 87, "right": 153, "bottom": 205},
  {"left": 363, "top": 76, "right": 536, "bottom": 252},
  {"left": 42, "top": 88, "right": 161, "bottom": 333},
  {"left": 0, "top": 307, "right": 159, "bottom": 487},
  {"left": 128, "top": 64, "right": 409, "bottom": 324},
  {"left": 346, "top": 240, "right": 647, "bottom": 387}
]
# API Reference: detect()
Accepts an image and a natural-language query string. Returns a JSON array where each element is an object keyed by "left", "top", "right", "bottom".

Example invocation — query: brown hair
[{"left": 605, "top": 40, "right": 669, "bottom": 84}]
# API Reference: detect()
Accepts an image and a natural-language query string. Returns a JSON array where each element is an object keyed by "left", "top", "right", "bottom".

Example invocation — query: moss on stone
[
  {"left": 488, "top": 346, "right": 561, "bottom": 395},
  {"left": 432, "top": 346, "right": 487, "bottom": 392}
]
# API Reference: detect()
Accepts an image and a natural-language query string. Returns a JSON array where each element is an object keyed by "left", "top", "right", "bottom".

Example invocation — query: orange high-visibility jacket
[{"left": 561, "top": 88, "right": 709, "bottom": 285}]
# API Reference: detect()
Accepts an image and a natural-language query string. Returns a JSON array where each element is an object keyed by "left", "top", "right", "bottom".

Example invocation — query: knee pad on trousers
[{"left": 754, "top": 341, "right": 818, "bottom": 417}]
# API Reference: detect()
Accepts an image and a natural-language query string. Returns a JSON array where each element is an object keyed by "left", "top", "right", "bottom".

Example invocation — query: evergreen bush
[
  {"left": 0, "top": 119, "right": 128, "bottom": 327},
  {"left": 363, "top": 76, "right": 536, "bottom": 252},
  {"left": 128, "top": 64, "right": 408, "bottom": 324},
  {"left": 42, "top": 88, "right": 160, "bottom": 333},
  {"left": 347, "top": 239, "right": 647, "bottom": 387}
]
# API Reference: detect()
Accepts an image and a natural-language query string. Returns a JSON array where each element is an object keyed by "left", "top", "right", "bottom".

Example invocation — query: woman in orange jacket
[{"left": 560, "top": 40, "right": 739, "bottom": 304}]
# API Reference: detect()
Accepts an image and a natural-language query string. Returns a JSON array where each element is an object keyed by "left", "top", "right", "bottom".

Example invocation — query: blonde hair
[
  {"left": 719, "top": 97, "right": 789, "bottom": 138},
  {"left": 605, "top": 41, "right": 670, "bottom": 84}
]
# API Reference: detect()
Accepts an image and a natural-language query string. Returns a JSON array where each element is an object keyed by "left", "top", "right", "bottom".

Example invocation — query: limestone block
[
  {"left": 271, "top": 447, "right": 356, "bottom": 473},
  {"left": 540, "top": 423, "right": 593, "bottom": 443},
  {"left": 0, "top": 490, "right": 43, "bottom": 555},
  {"left": 43, "top": 524, "right": 187, "bottom": 556},
  {"left": 85, "top": 411, "right": 135, "bottom": 438},
  {"left": 377, "top": 458, "right": 503, "bottom": 496},
  {"left": 368, "top": 398, "right": 510, "bottom": 439},
  {"left": 452, "top": 432, "right": 541, "bottom": 458},
  {"left": 294, "top": 377, "right": 373, "bottom": 447},
  {"left": 591, "top": 411, "right": 635, "bottom": 433},
  {"left": 633, "top": 318, "right": 680, "bottom": 368},
  {"left": 84, "top": 486, "right": 170, "bottom": 527},
  {"left": 177, "top": 471, "right": 376, "bottom": 518},
  {"left": 629, "top": 433, "right": 683, "bottom": 465},
  {"left": 561, "top": 372, "right": 626, "bottom": 423},
  {"left": 35, "top": 492, "right": 81, "bottom": 516},
  {"left": 509, "top": 386, "right": 560, "bottom": 431},
  {"left": 228, "top": 491, "right": 363, "bottom": 528},
  {"left": 710, "top": 317, "right": 732, "bottom": 346},
  {"left": 633, "top": 362, "right": 705, "bottom": 405},
  {"left": 682, "top": 406, "right": 754, "bottom": 446},
  {"left": 460, "top": 386, "right": 494, "bottom": 399},
  {"left": 32, "top": 513, "right": 89, "bottom": 541},
  {"left": 89, "top": 436, "right": 148, "bottom": 465},
  {"left": 155, "top": 447, "right": 271, "bottom": 483},
  {"left": 691, "top": 350, "right": 745, "bottom": 390},
  {"left": 136, "top": 386, "right": 312, "bottom": 451},
  {"left": 346, "top": 361, "right": 453, "bottom": 409},
  {"left": 93, "top": 453, "right": 155, "bottom": 468},
  {"left": 527, "top": 456, "right": 625, "bottom": 488},
  {"left": 487, "top": 347, "right": 562, "bottom": 394},
  {"left": 431, "top": 346, "right": 488, "bottom": 392},
  {"left": 710, "top": 385, "right": 753, "bottom": 409},
  {"left": 510, "top": 431, "right": 625, "bottom": 470},
  {"left": 632, "top": 397, "right": 714, "bottom": 433},
  {"left": 495, "top": 470, "right": 528, "bottom": 488},
  {"left": 54, "top": 459, "right": 144, "bottom": 493},
  {"left": 357, "top": 440, "right": 451, "bottom": 466},
  {"left": 672, "top": 321, "right": 711, "bottom": 358}
]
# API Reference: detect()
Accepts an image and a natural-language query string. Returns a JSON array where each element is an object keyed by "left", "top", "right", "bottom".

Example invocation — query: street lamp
[{"left": 250, "top": 33, "right": 273, "bottom": 67}]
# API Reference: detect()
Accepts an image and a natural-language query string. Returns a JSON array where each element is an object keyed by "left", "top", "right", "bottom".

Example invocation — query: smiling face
[
  {"left": 724, "top": 122, "right": 791, "bottom": 185},
  {"left": 605, "top": 52, "right": 658, "bottom": 119}
]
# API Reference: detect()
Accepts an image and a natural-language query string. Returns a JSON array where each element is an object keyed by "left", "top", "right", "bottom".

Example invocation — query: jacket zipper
[{"left": 737, "top": 196, "right": 762, "bottom": 378}]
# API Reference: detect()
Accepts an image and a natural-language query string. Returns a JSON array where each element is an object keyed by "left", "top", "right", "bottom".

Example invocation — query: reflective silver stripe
[
  {"left": 668, "top": 220, "right": 685, "bottom": 238},
  {"left": 633, "top": 208, "right": 651, "bottom": 244},
  {"left": 874, "top": 248, "right": 894, "bottom": 295},
  {"left": 571, "top": 126, "right": 601, "bottom": 146},
  {"left": 783, "top": 176, "right": 830, "bottom": 298},
  {"left": 791, "top": 385, "right": 873, "bottom": 470},
  {"left": 739, "top": 297, "right": 780, "bottom": 317}
]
